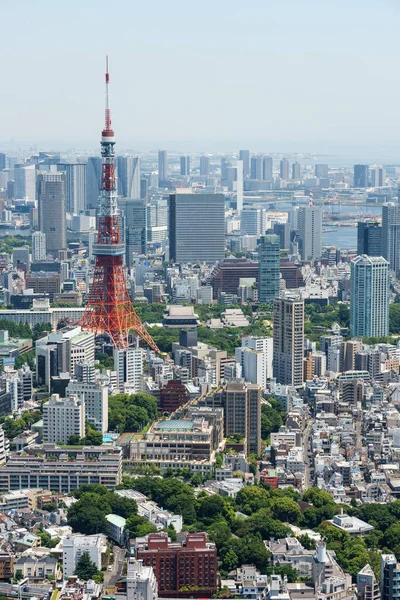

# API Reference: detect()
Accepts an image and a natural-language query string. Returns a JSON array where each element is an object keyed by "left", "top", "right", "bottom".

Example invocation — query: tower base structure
[{"left": 79, "top": 254, "right": 159, "bottom": 352}]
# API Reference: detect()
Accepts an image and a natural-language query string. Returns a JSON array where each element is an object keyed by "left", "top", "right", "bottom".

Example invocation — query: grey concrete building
[
  {"left": 169, "top": 192, "right": 225, "bottom": 264},
  {"left": 38, "top": 173, "right": 66, "bottom": 256}
]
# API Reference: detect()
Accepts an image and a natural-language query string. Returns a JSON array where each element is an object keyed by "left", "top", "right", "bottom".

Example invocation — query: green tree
[
  {"left": 108, "top": 393, "right": 158, "bottom": 433},
  {"left": 74, "top": 552, "right": 98, "bottom": 580},
  {"left": 36, "top": 530, "right": 60, "bottom": 548},
  {"left": 235, "top": 486, "right": 271, "bottom": 514},
  {"left": 390, "top": 303, "right": 400, "bottom": 334},
  {"left": 73, "top": 484, "right": 110, "bottom": 498},
  {"left": 302, "top": 487, "right": 335, "bottom": 508},
  {"left": 67, "top": 434, "right": 81, "bottom": 445},
  {"left": 271, "top": 497, "right": 302, "bottom": 524},
  {"left": 68, "top": 504, "right": 109, "bottom": 535},
  {"left": 383, "top": 523, "right": 400, "bottom": 550},
  {"left": 207, "top": 522, "right": 232, "bottom": 550},
  {"left": 126, "top": 515, "right": 158, "bottom": 538},
  {"left": 41, "top": 503, "right": 57, "bottom": 512},
  {"left": 221, "top": 548, "right": 239, "bottom": 572},
  {"left": 297, "top": 534, "right": 316, "bottom": 550},
  {"left": 261, "top": 399, "right": 285, "bottom": 441},
  {"left": 197, "top": 495, "right": 226, "bottom": 525},
  {"left": 95, "top": 352, "right": 115, "bottom": 370},
  {"left": 83, "top": 423, "right": 103, "bottom": 446}
]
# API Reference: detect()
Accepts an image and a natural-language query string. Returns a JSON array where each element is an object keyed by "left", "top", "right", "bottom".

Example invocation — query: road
[
  {"left": 302, "top": 413, "right": 314, "bottom": 490},
  {"left": 104, "top": 546, "right": 126, "bottom": 589}
]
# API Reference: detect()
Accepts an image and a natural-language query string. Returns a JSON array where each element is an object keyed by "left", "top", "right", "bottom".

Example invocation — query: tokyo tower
[{"left": 79, "top": 58, "right": 159, "bottom": 352}]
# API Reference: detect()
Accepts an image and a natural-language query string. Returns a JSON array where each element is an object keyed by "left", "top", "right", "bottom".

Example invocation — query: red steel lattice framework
[{"left": 79, "top": 58, "right": 159, "bottom": 352}]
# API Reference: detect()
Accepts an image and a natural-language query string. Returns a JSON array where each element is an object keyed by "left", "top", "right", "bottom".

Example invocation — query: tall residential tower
[{"left": 350, "top": 255, "right": 389, "bottom": 338}]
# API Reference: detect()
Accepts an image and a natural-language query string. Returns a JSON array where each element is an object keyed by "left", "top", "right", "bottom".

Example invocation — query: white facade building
[
  {"left": 66, "top": 380, "right": 108, "bottom": 433},
  {"left": 126, "top": 559, "right": 158, "bottom": 600},
  {"left": 63, "top": 534, "right": 103, "bottom": 578},
  {"left": 32, "top": 232, "right": 46, "bottom": 261},
  {"left": 42, "top": 394, "right": 85, "bottom": 445},
  {"left": 114, "top": 348, "right": 144, "bottom": 392},
  {"left": 298, "top": 206, "right": 322, "bottom": 262},
  {"left": 236, "top": 336, "right": 273, "bottom": 389},
  {"left": 235, "top": 347, "right": 265, "bottom": 390},
  {"left": 15, "top": 164, "right": 36, "bottom": 200}
]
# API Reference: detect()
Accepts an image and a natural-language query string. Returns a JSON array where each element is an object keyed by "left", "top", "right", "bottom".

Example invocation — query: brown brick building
[
  {"left": 212, "top": 259, "right": 258, "bottom": 299},
  {"left": 136, "top": 532, "right": 217, "bottom": 597},
  {"left": 280, "top": 262, "right": 304, "bottom": 289},
  {"left": 159, "top": 380, "right": 189, "bottom": 414},
  {"left": 25, "top": 275, "right": 61, "bottom": 301},
  {"left": 0, "top": 553, "right": 14, "bottom": 580}
]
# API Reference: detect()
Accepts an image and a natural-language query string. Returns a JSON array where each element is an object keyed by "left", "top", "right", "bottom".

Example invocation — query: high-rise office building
[
  {"left": 32, "top": 232, "right": 47, "bottom": 261},
  {"left": 0, "top": 154, "right": 6, "bottom": 171},
  {"left": 221, "top": 157, "right": 232, "bottom": 184},
  {"left": 273, "top": 222, "right": 290, "bottom": 250},
  {"left": 86, "top": 156, "right": 102, "bottom": 209},
  {"left": 280, "top": 158, "right": 290, "bottom": 180},
  {"left": 140, "top": 177, "right": 149, "bottom": 201},
  {"left": 354, "top": 164, "right": 369, "bottom": 188},
  {"left": 180, "top": 155, "right": 191, "bottom": 177},
  {"left": 273, "top": 297, "right": 304, "bottom": 387},
  {"left": 357, "top": 221, "right": 382, "bottom": 256},
  {"left": 263, "top": 156, "right": 273, "bottom": 180},
  {"left": 38, "top": 173, "right": 66, "bottom": 256},
  {"left": 236, "top": 160, "right": 243, "bottom": 213},
  {"left": 298, "top": 206, "right": 322, "bottom": 261},
  {"left": 350, "top": 255, "right": 389, "bottom": 338},
  {"left": 382, "top": 202, "right": 400, "bottom": 275},
  {"left": 315, "top": 164, "right": 328, "bottom": 178},
  {"left": 14, "top": 164, "right": 36, "bottom": 200},
  {"left": 369, "top": 165, "right": 386, "bottom": 188},
  {"left": 199, "top": 155, "right": 210, "bottom": 177},
  {"left": 240, "top": 207, "right": 266, "bottom": 236},
  {"left": 158, "top": 150, "right": 167, "bottom": 186},
  {"left": 58, "top": 163, "right": 87, "bottom": 214},
  {"left": 12, "top": 246, "right": 30, "bottom": 272},
  {"left": 169, "top": 192, "right": 225, "bottom": 264},
  {"left": 42, "top": 394, "right": 85, "bottom": 445},
  {"left": 250, "top": 156, "right": 263, "bottom": 180},
  {"left": 291, "top": 162, "right": 301, "bottom": 179},
  {"left": 381, "top": 554, "right": 400, "bottom": 600},
  {"left": 117, "top": 156, "right": 141, "bottom": 198},
  {"left": 239, "top": 150, "right": 250, "bottom": 178},
  {"left": 147, "top": 198, "right": 168, "bottom": 243},
  {"left": 118, "top": 198, "right": 147, "bottom": 264},
  {"left": 258, "top": 234, "right": 280, "bottom": 303}
]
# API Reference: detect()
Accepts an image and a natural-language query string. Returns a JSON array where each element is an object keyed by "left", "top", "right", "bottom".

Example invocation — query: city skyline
[{"left": 2, "top": 0, "right": 400, "bottom": 158}]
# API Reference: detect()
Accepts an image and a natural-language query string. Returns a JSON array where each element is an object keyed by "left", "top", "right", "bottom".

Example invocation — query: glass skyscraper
[{"left": 258, "top": 234, "right": 280, "bottom": 303}]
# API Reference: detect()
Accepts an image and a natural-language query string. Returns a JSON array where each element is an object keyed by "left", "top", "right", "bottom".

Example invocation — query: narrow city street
[
  {"left": 104, "top": 546, "right": 126, "bottom": 590},
  {"left": 303, "top": 414, "right": 314, "bottom": 490}
]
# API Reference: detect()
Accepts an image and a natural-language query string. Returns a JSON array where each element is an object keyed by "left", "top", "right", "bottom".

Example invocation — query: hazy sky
[{"left": 2, "top": 0, "right": 400, "bottom": 155}]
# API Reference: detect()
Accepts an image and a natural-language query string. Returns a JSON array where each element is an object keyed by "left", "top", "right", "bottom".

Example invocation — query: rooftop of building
[
  {"left": 154, "top": 420, "right": 194, "bottom": 431},
  {"left": 105, "top": 514, "right": 126, "bottom": 528}
]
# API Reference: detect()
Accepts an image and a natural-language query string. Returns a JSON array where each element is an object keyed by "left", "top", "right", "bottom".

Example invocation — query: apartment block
[{"left": 137, "top": 532, "right": 217, "bottom": 597}]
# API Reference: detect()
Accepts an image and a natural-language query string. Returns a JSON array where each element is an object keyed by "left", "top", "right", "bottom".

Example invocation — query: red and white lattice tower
[{"left": 79, "top": 58, "right": 159, "bottom": 352}]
